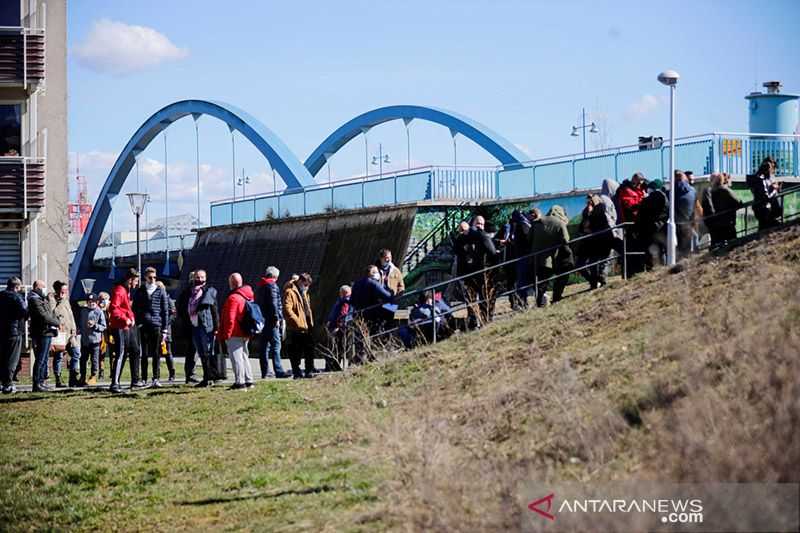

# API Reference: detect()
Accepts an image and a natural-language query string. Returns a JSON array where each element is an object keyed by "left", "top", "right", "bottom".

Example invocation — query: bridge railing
[
  {"left": 209, "top": 164, "right": 498, "bottom": 226},
  {"left": 208, "top": 132, "right": 800, "bottom": 227}
]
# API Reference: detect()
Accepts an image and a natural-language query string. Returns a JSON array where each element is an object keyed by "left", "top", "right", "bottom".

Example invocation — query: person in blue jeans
[
  {"left": 255, "top": 266, "right": 290, "bottom": 379},
  {"left": 27, "top": 280, "right": 60, "bottom": 392}
]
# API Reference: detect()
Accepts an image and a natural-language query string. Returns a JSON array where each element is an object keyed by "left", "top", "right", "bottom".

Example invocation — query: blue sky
[{"left": 68, "top": 0, "right": 800, "bottom": 228}]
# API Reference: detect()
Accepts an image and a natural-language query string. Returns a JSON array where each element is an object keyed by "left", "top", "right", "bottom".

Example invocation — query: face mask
[
  {"left": 300, "top": 285, "right": 308, "bottom": 293},
  {"left": 371, "top": 272, "right": 381, "bottom": 281},
  {"left": 194, "top": 279, "right": 204, "bottom": 286},
  {"left": 381, "top": 259, "right": 390, "bottom": 267},
  {"left": 146, "top": 281, "right": 156, "bottom": 289}
]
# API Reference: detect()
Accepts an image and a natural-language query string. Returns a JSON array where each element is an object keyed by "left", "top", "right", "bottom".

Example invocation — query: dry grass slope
[{"left": 351, "top": 224, "right": 800, "bottom": 531}]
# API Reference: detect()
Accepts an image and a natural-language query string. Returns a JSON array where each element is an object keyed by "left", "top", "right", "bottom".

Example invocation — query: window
[
  {"left": 0, "top": 104, "right": 21, "bottom": 156},
  {"left": 0, "top": 2, "right": 21, "bottom": 27}
]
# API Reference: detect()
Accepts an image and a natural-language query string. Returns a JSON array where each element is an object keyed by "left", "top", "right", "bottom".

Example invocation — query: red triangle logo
[{"left": 528, "top": 493, "right": 556, "bottom": 521}]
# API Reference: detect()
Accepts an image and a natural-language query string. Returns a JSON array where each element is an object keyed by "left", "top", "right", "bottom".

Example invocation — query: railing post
[
  {"left": 793, "top": 137, "right": 799, "bottom": 176},
  {"left": 571, "top": 159, "right": 576, "bottom": 190},
  {"left": 622, "top": 225, "right": 628, "bottom": 280},
  {"left": 430, "top": 288, "right": 437, "bottom": 344},
  {"left": 394, "top": 173, "right": 398, "bottom": 204},
  {"left": 614, "top": 151, "right": 619, "bottom": 183},
  {"left": 532, "top": 165, "right": 536, "bottom": 196}
]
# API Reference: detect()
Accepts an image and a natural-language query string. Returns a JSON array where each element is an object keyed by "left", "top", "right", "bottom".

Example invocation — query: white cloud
[
  {"left": 625, "top": 94, "right": 661, "bottom": 120},
  {"left": 74, "top": 19, "right": 189, "bottom": 75}
]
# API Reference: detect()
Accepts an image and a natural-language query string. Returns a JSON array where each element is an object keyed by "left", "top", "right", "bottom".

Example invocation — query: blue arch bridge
[{"left": 70, "top": 99, "right": 800, "bottom": 302}]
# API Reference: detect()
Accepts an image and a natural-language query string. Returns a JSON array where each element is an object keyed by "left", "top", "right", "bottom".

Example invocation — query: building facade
[{"left": 0, "top": 0, "right": 67, "bottom": 286}]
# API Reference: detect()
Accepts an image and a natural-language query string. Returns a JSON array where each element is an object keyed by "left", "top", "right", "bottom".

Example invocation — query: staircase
[{"left": 402, "top": 204, "right": 471, "bottom": 282}]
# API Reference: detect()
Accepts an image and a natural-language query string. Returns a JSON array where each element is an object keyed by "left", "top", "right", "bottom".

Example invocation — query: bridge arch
[
  {"left": 304, "top": 104, "right": 528, "bottom": 176},
  {"left": 70, "top": 99, "right": 315, "bottom": 298}
]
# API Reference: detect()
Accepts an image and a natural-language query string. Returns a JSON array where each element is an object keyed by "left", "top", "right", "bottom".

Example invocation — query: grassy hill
[{"left": 2, "top": 224, "right": 799, "bottom": 531}]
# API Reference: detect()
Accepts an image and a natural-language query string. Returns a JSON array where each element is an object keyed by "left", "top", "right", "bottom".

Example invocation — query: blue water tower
[{"left": 745, "top": 81, "right": 799, "bottom": 135}]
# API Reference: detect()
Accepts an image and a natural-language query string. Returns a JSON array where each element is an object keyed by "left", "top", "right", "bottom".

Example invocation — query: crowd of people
[{"left": 0, "top": 157, "right": 789, "bottom": 394}]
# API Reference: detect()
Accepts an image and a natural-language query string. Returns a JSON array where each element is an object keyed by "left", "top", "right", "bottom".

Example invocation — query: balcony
[
  {"left": 0, "top": 157, "right": 46, "bottom": 217},
  {"left": 0, "top": 27, "right": 45, "bottom": 89}
]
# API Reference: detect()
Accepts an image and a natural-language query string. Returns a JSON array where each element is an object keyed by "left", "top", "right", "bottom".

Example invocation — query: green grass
[{"left": 0, "top": 379, "right": 381, "bottom": 531}]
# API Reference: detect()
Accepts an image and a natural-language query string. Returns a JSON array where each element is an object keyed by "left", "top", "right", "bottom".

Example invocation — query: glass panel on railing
[
  {"left": 396, "top": 171, "right": 431, "bottom": 203},
  {"left": 279, "top": 192, "right": 304, "bottom": 217},
  {"left": 533, "top": 161, "right": 573, "bottom": 194},
  {"left": 333, "top": 182, "right": 366, "bottom": 210},
  {"left": 210, "top": 203, "right": 231, "bottom": 226},
  {"left": 232, "top": 199, "right": 255, "bottom": 224},
  {"left": 618, "top": 148, "right": 662, "bottom": 181},
  {"left": 363, "top": 178, "right": 395, "bottom": 207},
  {"left": 673, "top": 140, "right": 713, "bottom": 176},
  {"left": 305, "top": 188, "right": 330, "bottom": 215},
  {"left": 254, "top": 197, "right": 278, "bottom": 221},
  {"left": 497, "top": 167, "right": 533, "bottom": 198},
  {"left": 573, "top": 154, "right": 616, "bottom": 190}
]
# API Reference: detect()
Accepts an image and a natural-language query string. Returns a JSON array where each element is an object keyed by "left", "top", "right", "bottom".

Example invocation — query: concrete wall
[
  {"left": 36, "top": 0, "right": 69, "bottom": 285},
  {"left": 181, "top": 205, "right": 418, "bottom": 333}
]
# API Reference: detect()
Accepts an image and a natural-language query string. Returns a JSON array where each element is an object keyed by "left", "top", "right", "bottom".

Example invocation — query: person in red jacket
[
  {"left": 616, "top": 172, "right": 647, "bottom": 224},
  {"left": 108, "top": 268, "right": 142, "bottom": 393},
  {"left": 218, "top": 273, "right": 255, "bottom": 390}
]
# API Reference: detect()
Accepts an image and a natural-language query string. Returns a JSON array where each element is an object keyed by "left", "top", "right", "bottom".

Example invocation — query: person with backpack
[
  {"left": 132, "top": 267, "right": 170, "bottom": 388},
  {"left": 218, "top": 273, "right": 257, "bottom": 390},
  {"left": 255, "top": 266, "right": 290, "bottom": 379}
]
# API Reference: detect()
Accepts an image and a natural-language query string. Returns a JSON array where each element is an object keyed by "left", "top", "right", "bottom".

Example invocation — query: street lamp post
[
  {"left": 570, "top": 107, "right": 599, "bottom": 158},
  {"left": 371, "top": 143, "right": 391, "bottom": 178},
  {"left": 658, "top": 69, "right": 680, "bottom": 266},
  {"left": 126, "top": 192, "right": 149, "bottom": 277}
]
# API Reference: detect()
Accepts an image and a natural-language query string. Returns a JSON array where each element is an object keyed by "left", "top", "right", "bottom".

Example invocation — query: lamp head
[
  {"left": 657, "top": 69, "right": 680, "bottom": 86},
  {"left": 126, "top": 192, "right": 149, "bottom": 216},
  {"left": 589, "top": 122, "right": 599, "bottom": 133},
  {"left": 570, "top": 126, "right": 579, "bottom": 137}
]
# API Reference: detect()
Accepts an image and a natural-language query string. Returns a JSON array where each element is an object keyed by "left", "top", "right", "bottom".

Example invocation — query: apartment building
[{"left": 0, "top": 0, "right": 67, "bottom": 285}]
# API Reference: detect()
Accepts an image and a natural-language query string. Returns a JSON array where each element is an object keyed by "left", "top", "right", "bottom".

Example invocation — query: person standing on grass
[
  {"left": 133, "top": 267, "right": 170, "bottom": 388},
  {"left": 255, "top": 266, "right": 290, "bottom": 379},
  {"left": 187, "top": 269, "right": 219, "bottom": 387},
  {"left": 703, "top": 172, "right": 744, "bottom": 247},
  {"left": 157, "top": 281, "right": 178, "bottom": 384},
  {"left": 97, "top": 291, "right": 111, "bottom": 379},
  {"left": 283, "top": 273, "right": 316, "bottom": 379},
  {"left": 218, "top": 273, "right": 255, "bottom": 390},
  {"left": 531, "top": 205, "right": 573, "bottom": 306},
  {"left": 177, "top": 271, "right": 201, "bottom": 383},
  {"left": 28, "top": 280, "right": 60, "bottom": 392},
  {"left": 79, "top": 294, "right": 106, "bottom": 386},
  {"left": 108, "top": 268, "right": 142, "bottom": 393},
  {"left": 48, "top": 280, "right": 81, "bottom": 388},
  {"left": 0, "top": 277, "right": 27, "bottom": 394}
]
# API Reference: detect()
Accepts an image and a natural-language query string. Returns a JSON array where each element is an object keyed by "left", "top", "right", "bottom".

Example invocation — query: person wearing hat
[{"left": 79, "top": 293, "right": 106, "bottom": 386}]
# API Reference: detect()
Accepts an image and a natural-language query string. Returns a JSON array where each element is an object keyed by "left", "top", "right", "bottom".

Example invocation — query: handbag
[{"left": 51, "top": 331, "right": 68, "bottom": 352}]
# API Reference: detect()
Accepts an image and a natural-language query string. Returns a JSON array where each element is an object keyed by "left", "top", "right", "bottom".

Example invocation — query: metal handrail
[
  {"left": 355, "top": 183, "right": 800, "bottom": 343},
  {"left": 402, "top": 203, "right": 469, "bottom": 273}
]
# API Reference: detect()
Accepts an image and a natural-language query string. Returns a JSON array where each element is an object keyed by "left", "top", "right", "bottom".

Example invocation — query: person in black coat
[
  {"left": 746, "top": 157, "right": 783, "bottom": 231},
  {"left": 27, "top": 280, "right": 60, "bottom": 392},
  {"left": 454, "top": 216, "right": 499, "bottom": 327},
  {"left": 0, "top": 277, "right": 28, "bottom": 393},
  {"left": 132, "top": 267, "right": 170, "bottom": 387},
  {"left": 634, "top": 180, "right": 669, "bottom": 272}
]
